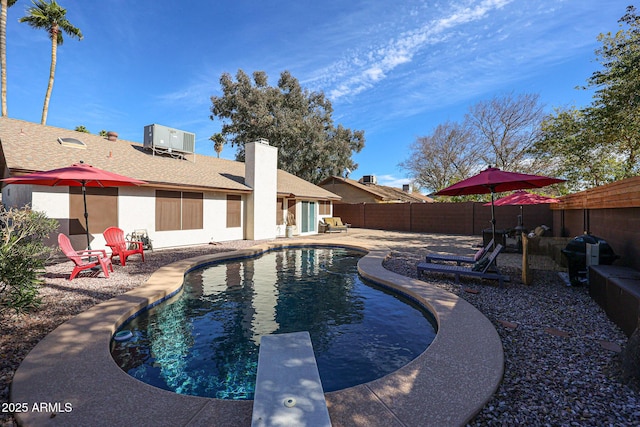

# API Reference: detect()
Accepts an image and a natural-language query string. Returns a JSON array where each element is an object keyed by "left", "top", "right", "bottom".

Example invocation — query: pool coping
[{"left": 11, "top": 238, "right": 504, "bottom": 427}]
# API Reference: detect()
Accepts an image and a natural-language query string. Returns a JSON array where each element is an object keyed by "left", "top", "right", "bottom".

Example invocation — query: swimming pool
[{"left": 111, "top": 246, "right": 437, "bottom": 399}]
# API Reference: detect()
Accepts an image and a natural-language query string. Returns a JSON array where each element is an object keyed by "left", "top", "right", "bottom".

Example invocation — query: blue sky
[{"left": 4, "top": 0, "right": 631, "bottom": 188}]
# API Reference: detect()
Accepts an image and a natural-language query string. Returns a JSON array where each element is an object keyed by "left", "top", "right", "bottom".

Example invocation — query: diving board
[{"left": 251, "top": 331, "right": 331, "bottom": 427}]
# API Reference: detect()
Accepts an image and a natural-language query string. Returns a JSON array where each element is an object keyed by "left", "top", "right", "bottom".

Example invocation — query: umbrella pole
[
  {"left": 519, "top": 205, "right": 524, "bottom": 228},
  {"left": 82, "top": 182, "right": 91, "bottom": 250},
  {"left": 490, "top": 190, "right": 496, "bottom": 251}
]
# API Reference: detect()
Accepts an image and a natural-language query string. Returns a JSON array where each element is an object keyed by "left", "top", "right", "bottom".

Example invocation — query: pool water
[{"left": 111, "top": 247, "right": 437, "bottom": 400}]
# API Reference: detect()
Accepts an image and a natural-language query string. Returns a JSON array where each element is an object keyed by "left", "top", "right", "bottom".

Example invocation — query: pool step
[{"left": 251, "top": 331, "right": 332, "bottom": 427}]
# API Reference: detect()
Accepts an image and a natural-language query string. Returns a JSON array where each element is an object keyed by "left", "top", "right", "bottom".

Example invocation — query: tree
[
  {"left": 399, "top": 121, "right": 478, "bottom": 194},
  {"left": 19, "top": 0, "right": 82, "bottom": 125},
  {"left": 74, "top": 125, "right": 89, "bottom": 133},
  {"left": 209, "top": 132, "right": 224, "bottom": 158},
  {"left": 210, "top": 70, "right": 365, "bottom": 183},
  {"left": 465, "top": 92, "right": 545, "bottom": 172},
  {"left": 531, "top": 6, "right": 640, "bottom": 190},
  {"left": 1, "top": 0, "right": 17, "bottom": 117},
  {"left": 585, "top": 5, "right": 640, "bottom": 178},
  {"left": 532, "top": 107, "right": 620, "bottom": 192},
  {"left": 400, "top": 93, "right": 546, "bottom": 195}
]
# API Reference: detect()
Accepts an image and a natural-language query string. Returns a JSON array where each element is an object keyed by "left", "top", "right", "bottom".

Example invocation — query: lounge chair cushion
[
  {"left": 323, "top": 217, "right": 348, "bottom": 232},
  {"left": 472, "top": 254, "right": 491, "bottom": 271},
  {"left": 473, "top": 247, "right": 486, "bottom": 261}
]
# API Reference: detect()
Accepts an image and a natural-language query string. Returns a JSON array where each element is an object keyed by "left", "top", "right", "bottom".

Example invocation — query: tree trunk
[
  {"left": 41, "top": 26, "right": 58, "bottom": 125},
  {"left": 1, "top": 0, "right": 8, "bottom": 117}
]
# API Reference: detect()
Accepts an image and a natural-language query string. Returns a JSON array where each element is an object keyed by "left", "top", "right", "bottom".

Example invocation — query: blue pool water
[{"left": 111, "top": 247, "right": 437, "bottom": 400}]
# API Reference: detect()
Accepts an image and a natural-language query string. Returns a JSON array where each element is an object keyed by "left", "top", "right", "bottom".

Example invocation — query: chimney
[
  {"left": 106, "top": 131, "right": 118, "bottom": 141},
  {"left": 245, "top": 139, "right": 278, "bottom": 240},
  {"left": 402, "top": 184, "right": 410, "bottom": 192}
]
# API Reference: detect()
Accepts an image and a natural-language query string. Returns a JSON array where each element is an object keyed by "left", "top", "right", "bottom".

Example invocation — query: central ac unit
[
  {"left": 360, "top": 175, "right": 377, "bottom": 185},
  {"left": 143, "top": 124, "right": 195, "bottom": 155}
]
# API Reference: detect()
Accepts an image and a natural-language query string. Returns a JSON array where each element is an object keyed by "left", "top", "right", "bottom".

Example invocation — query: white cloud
[
  {"left": 375, "top": 174, "right": 412, "bottom": 188},
  {"left": 314, "top": 0, "right": 515, "bottom": 101}
]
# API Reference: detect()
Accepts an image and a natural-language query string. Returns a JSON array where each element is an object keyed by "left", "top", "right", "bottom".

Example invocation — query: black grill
[{"left": 561, "top": 234, "right": 618, "bottom": 286}]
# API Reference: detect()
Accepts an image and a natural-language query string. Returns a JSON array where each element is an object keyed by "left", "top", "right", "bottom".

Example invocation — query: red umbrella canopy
[
  {"left": 435, "top": 167, "right": 565, "bottom": 196},
  {"left": 483, "top": 190, "right": 560, "bottom": 206},
  {"left": 2, "top": 162, "right": 146, "bottom": 250},
  {"left": 1, "top": 162, "right": 146, "bottom": 187}
]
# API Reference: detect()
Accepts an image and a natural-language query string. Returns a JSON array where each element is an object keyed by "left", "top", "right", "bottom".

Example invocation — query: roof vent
[
  {"left": 58, "top": 137, "right": 86, "bottom": 149},
  {"left": 402, "top": 184, "right": 410, "bottom": 192}
]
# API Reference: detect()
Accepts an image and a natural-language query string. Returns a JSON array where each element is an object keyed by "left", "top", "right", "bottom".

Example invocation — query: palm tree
[
  {"left": 1, "top": 0, "right": 18, "bottom": 117},
  {"left": 210, "top": 133, "right": 225, "bottom": 158},
  {"left": 19, "top": 0, "right": 82, "bottom": 125}
]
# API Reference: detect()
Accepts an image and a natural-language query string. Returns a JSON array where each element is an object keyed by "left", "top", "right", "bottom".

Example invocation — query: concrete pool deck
[{"left": 11, "top": 231, "right": 504, "bottom": 426}]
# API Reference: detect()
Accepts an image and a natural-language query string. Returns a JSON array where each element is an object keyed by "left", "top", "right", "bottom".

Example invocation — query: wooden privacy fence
[
  {"left": 333, "top": 202, "right": 554, "bottom": 236},
  {"left": 550, "top": 176, "right": 640, "bottom": 271}
]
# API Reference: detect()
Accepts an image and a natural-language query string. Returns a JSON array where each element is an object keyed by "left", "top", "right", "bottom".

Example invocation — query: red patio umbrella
[
  {"left": 488, "top": 190, "right": 560, "bottom": 206},
  {"left": 1, "top": 162, "right": 146, "bottom": 249},
  {"left": 435, "top": 167, "right": 565, "bottom": 248},
  {"left": 484, "top": 190, "right": 560, "bottom": 229}
]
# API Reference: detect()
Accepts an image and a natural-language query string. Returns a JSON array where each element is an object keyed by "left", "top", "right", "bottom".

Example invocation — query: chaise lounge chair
[
  {"left": 104, "top": 226, "right": 145, "bottom": 266},
  {"left": 425, "top": 239, "right": 495, "bottom": 265},
  {"left": 417, "top": 244, "right": 508, "bottom": 288},
  {"left": 322, "top": 217, "right": 349, "bottom": 233},
  {"left": 58, "top": 233, "right": 113, "bottom": 280}
]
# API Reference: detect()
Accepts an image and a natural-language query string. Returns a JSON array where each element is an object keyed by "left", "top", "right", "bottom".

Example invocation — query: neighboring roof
[
  {"left": 318, "top": 176, "right": 434, "bottom": 203},
  {"left": 0, "top": 118, "right": 340, "bottom": 200}
]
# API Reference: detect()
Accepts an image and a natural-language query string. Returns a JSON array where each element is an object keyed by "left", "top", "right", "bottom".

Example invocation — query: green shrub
[{"left": 0, "top": 205, "right": 58, "bottom": 315}]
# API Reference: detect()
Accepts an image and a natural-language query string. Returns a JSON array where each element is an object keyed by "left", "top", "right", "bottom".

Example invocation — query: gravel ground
[
  {"left": 382, "top": 243, "right": 640, "bottom": 427},
  {"left": 1, "top": 231, "right": 639, "bottom": 426}
]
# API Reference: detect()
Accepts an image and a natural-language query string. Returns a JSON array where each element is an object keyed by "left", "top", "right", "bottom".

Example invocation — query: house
[
  {"left": 318, "top": 175, "right": 434, "bottom": 204},
  {"left": 0, "top": 118, "right": 341, "bottom": 250}
]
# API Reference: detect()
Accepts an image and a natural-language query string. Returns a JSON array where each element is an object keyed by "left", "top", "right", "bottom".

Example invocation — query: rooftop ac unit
[
  {"left": 143, "top": 124, "right": 195, "bottom": 157},
  {"left": 360, "top": 175, "right": 377, "bottom": 185}
]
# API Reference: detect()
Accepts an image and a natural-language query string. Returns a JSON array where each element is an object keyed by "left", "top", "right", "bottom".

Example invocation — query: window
[
  {"left": 155, "top": 190, "right": 203, "bottom": 231},
  {"left": 276, "top": 198, "right": 284, "bottom": 225},
  {"left": 69, "top": 187, "right": 117, "bottom": 235},
  {"left": 319, "top": 200, "right": 331, "bottom": 215},
  {"left": 156, "top": 190, "right": 181, "bottom": 231},
  {"left": 182, "top": 192, "right": 203, "bottom": 230},
  {"left": 227, "top": 195, "right": 242, "bottom": 228},
  {"left": 287, "top": 199, "right": 296, "bottom": 225},
  {"left": 58, "top": 137, "right": 86, "bottom": 149}
]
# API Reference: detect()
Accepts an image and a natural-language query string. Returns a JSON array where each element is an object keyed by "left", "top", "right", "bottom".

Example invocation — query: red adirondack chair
[
  {"left": 103, "top": 226, "right": 145, "bottom": 266},
  {"left": 58, "top": 233, "right": 113, "bottom": 280}
]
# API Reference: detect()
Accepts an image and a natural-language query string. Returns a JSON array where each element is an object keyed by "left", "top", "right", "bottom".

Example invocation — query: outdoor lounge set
[
  {"left": 322, "top": 217, "right": 349, "bottom": 233},
  {"left": 418, "top": 243, "right": 509, "bottom": 288},
  {"left": 425, "top": 239, "right": 495, "bottom": 265},
  {"left": 58, "top": 226, "right": 146, "bottom": 280}
]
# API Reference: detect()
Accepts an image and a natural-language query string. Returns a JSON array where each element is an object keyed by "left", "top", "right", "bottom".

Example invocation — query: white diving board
[{"left": 251, "top": 331, "right": 332, "bottom": 427}]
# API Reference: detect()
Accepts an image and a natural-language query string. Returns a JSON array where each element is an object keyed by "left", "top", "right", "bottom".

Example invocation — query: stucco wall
[{"left": 3, "top": 185, "right": 246, "bottom": 251}]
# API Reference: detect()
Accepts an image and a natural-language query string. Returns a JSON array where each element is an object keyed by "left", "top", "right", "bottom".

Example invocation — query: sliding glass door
[{"left": 300, "top": 201, "right": 316, "bottom": 233}]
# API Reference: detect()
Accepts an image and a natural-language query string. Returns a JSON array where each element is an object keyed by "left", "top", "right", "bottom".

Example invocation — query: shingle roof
[
  {"left": 318, "top": 176, "right": 433, "bottom": 203},
  {"left": 0, "top": 118, "right": 340, "bottom": 200}
]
